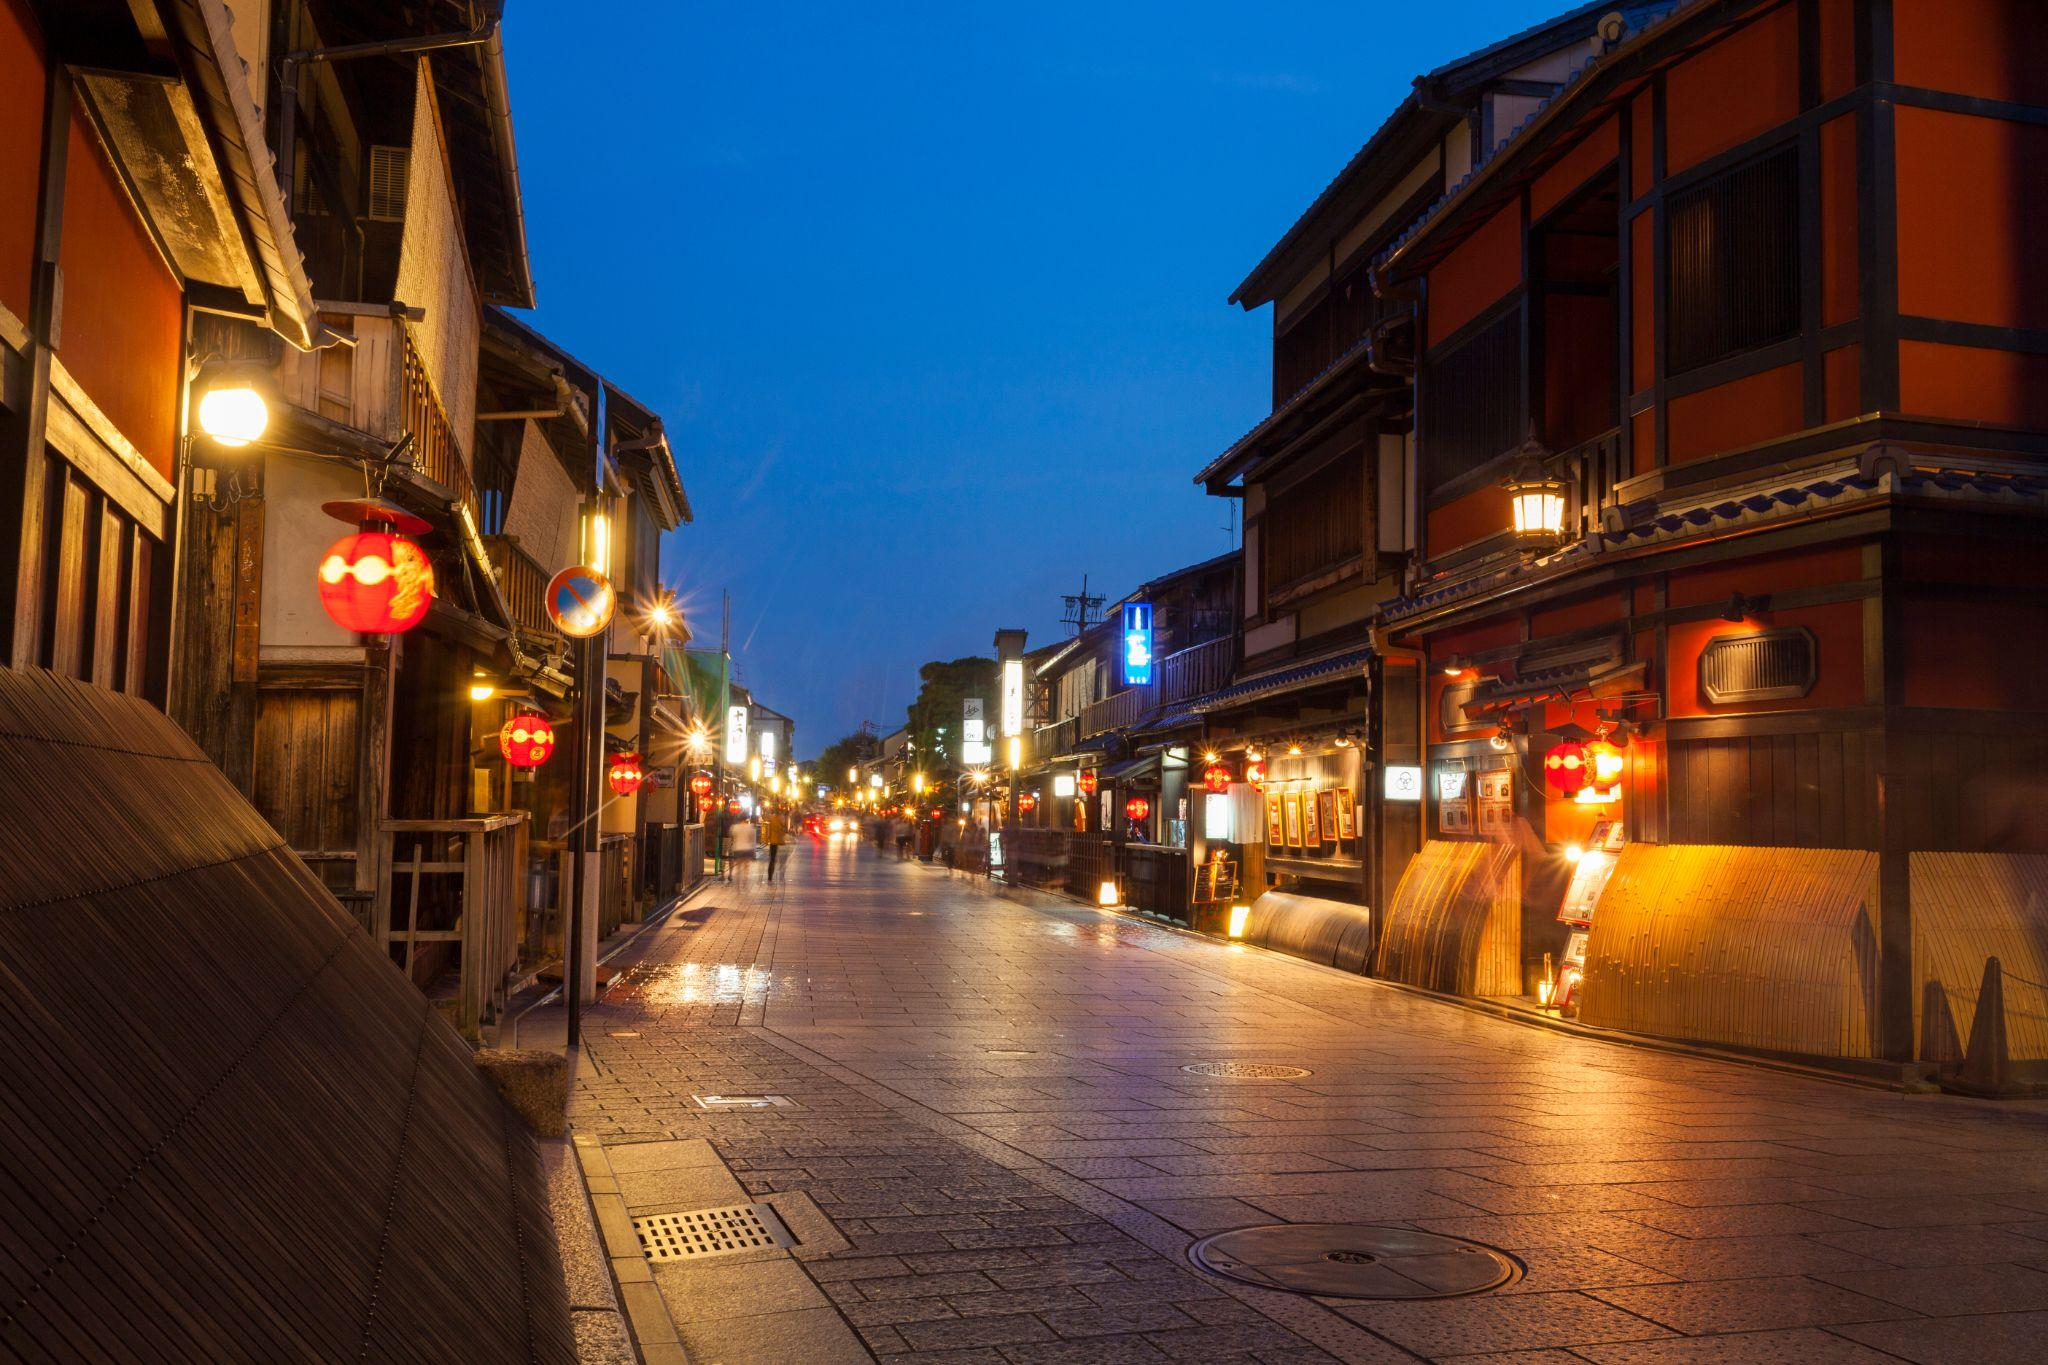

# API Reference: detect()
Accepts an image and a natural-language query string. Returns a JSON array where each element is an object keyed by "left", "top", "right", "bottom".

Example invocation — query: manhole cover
[
  {"left": 691, "top": 1093, "right": 793, "bottom": 1110},
  {"left": 1189, "top": 1223, "right": 1522, "bottom": 1299},
  {"left": 634, "top": 1203, "right": 795, "bottom": 1262},
  {"left": 1181, "top": 1061, "right": 1313, "bottom": 1079}
]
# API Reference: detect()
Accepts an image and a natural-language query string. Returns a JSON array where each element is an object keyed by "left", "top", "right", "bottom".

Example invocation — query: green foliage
[
  {"left": 904, "top": 656, "right": 998, "bottom": 776},
  {"left": 810, "top": 730, "right": 879, "bottom": 792}
]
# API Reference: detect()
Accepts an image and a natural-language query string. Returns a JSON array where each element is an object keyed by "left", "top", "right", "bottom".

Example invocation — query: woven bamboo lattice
[
  {"left": 1374, "top": 840, "right": 1522, "bottom": 997},
  {"left": 0, "top": 668, "right": 574, "bottom": 1362},
  {"left": 1579, "top": 844, "right": 1881, "bottom": 1058}
]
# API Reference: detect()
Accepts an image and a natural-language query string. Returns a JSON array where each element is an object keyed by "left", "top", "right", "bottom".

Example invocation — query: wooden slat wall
[
  {"left": 1668, "top": 729, "right": 1876, "bottom": 848},
  {"left": 0, "top": 667, "right": 573, "bottom": 1362},
  {"left": 1580, "top": 844, "right": 1882, "bottom": 1058},
  {"left": 1374, "top": 839, "right": 1522, "bottom": 996},
  {"left": 251, "top": 686, "right": 362, "bottom": 860},
  {"left": 16, "top": 446, "right": 164, "bottom": 702}
]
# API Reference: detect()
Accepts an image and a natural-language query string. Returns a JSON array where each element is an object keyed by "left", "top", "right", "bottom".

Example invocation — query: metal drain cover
[
  {"left": 634, "top": 1203, "right": 795, "bottom": 1262},
  {"left": 1181, "top": 1061, "right": 1312, "bottom": 1079},
  {"left": 1189, "top": 1223, "right": 1522, "bottom": 1299},
  {"left": 691, "top": 1093, "right": 793, "bottom": 1110}
]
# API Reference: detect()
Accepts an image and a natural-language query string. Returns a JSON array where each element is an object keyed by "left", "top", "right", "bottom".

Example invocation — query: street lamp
[{"left": 192, "top": 362, "right": 271, "bottom": 447}]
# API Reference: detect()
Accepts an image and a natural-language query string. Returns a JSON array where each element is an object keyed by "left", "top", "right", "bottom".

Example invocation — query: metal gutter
[{"left": 476, "top": 20, "right": 536, "bottom": 308}]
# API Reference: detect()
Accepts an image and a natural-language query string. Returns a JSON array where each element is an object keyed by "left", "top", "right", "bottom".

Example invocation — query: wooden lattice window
[
  {"left": 1699, "top": 628, "right": 1816, "bottom": 704},
  {"left": 1667, "top": 146, "right": 1799, "bottom": 375}
]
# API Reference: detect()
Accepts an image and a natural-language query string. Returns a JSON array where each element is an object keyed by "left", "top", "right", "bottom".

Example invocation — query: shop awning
[
  {"left": 1166, "top": 645, "right": 1374, "bottom": 723},
  {"left": 1098, "top": 753, "right": 1158, "bottom": 782}
]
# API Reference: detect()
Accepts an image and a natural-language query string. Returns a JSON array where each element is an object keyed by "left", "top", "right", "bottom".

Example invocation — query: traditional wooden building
[
  {"left": 1362, "top": 0, "right": 2048, "bottom": 1071},
  {"left": 1, "top": 0, "right": 317, "bottom": 704},
  {"left": 1192, "top": 7, "right": 1615, "bottom": 954}
]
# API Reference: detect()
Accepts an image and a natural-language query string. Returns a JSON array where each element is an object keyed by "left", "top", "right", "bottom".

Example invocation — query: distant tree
[
  {"left": 811, "top": 730, "right": 879, "bottom": 794},
  {"left": 904, "top": 656, "right": 998, "bottom": 780}
]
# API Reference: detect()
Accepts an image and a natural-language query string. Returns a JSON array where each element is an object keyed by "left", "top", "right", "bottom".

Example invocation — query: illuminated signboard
[
  {"left": 1000, "top": 659, "right": 1024, "bottom": 736},
  {"left": 1121, "top": 602, "right": 1153, "bottom": 686},
  {"left": 962, "top": 697, "right": 992, "bottom": 764},
  {"left": 1383, "top": 765, "right": 1423, "bottom": 802},
  {"left": 1052, "top": 773, "right": 1076, "bottom": 798},
  {"left": 759, "top": 729, "right": 777, "bottom": 763},
  {"left": 724, "top": 705, "right": 748, "bottom": 765}
]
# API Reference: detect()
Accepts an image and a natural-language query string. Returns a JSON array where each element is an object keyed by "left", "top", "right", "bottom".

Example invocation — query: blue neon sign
[{"left": 1122, "top": 602, "right": 1154, "bottom": 686}]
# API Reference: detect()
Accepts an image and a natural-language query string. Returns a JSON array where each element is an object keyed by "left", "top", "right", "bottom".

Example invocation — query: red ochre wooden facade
[{"left": 1371, "top": 0, "right": 2048, "bottom": 1065}]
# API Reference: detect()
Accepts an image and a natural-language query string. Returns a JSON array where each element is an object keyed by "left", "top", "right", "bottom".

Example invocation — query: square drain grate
[
  {"left": 691, "top": 1093, "right": 793, "bottom": 1110},
  {"left": 634, "top": 1203, "right": 795, "bottom": 1262}
]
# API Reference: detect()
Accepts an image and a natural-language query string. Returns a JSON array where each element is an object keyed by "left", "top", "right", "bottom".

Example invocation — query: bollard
[{"left": 1961, "top": 957, "right": 2009, "bottom": 1093}]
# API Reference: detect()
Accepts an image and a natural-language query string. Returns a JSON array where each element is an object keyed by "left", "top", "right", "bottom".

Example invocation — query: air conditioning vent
[
  {"left": 366, "top": 145, "right": 410, "bottom": 222},
  {"left": 1699, "top": 628, "right": 1816, "bottom": 704}
]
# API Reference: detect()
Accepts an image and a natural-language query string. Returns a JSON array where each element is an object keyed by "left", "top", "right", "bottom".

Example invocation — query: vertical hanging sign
[
  {"left": 962, "top": 698, "right": 992, "bottom": 765},
  {"left": 1121, "top": 602, "right": 1153, "bottom": 686},
  {"left": 724, "top": 705, "right": 749, "bottom": 765},
  {"left": 1000, "top": 661, "right": 1024, "bottom": 737}
]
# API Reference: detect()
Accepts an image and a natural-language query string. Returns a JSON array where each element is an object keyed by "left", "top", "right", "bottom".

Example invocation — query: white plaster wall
[
  {"left": 393, "top": 62, "right": 479, "bottom": 464},
  {"left": 259, "top": 453, "right": 369, "bottom": 655}
]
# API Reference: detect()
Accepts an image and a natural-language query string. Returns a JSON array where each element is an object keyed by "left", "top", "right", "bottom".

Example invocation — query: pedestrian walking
[{"left": 762, "top": 807, "right": 789, "bottom": 881}]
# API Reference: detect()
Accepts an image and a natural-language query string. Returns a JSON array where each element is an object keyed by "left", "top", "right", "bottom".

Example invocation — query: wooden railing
[
  {"left": 1027, "top": 716, "right": 1077, "bottom": 767},
  {"left": 483, "top": 534, "right": 556, "bottom": 638},
  {"left": 1158, "top": 635, "right": 1233, "bottom": 705},
  {"left": 1564, "top": 426, "right": 1625, "bottom": 538},
  {"left": 599, "top": 832, "right": 633, "bottom": 938},
  {"left": 400, "top": 327, "right": 469, "bottom": 503},
  {"left": 1079, "top": 684, "right": 1155, "bottom": 738},
  {"left": 376, "top": 814, "right": 528, "bottom": 1040}
]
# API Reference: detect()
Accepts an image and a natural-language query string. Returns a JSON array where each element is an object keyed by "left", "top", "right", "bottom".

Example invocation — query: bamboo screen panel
[
  {"left": 1374, "top": 840, "right": 1522, "bottom": 997},
  {"left": 1912, "top": 853, "right": 2048, "bottom": 1064},
  {"left": 1579, "top": 844, "right": 1880, "bottom": 1058}
]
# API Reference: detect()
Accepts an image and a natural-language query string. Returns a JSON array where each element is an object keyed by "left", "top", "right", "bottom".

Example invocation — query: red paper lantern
[
  {"left": 726, "top": 798, "right": 743, "bottom": 816},
  {"left": 1544, "top": 740, "right": 1589, "bottom": 794},
  {"left": 1018, "top": 792, "right": 1038, "bottom": 813},
  {"left": 317, "top": 529, "right": 434, "bottom": 633},
  {"left": 696, "top": 795, "right": 715, "bottom": 816},
  {"left": 1125, "top": 796, "right": 1151, "bottom": 822},
  {"left": 1078, "top": 769, "right": 1098, "bottom": 795},
  {"left": 608, "top": 751, "right": 645, "bottom": 796},
  {"left": 1202, "top": 763, "right": 1232, "bottom": 794},
  {"left": 500, "top": 712, "right": 555, "bottom": 768},
  {"left": 1245, "top": 760, "right": 1266, "bottom": 790},
  {"left": 689, "top": 772, "right": 714, "bottom": 799}
]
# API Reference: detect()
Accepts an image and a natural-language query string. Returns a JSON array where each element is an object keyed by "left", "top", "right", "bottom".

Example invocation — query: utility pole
[{"left": 712, "top": 590, "right": 729, "bottom": 877}]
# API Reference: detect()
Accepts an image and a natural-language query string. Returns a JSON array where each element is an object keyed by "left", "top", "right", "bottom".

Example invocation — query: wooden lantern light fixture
[{"left": 1503, "top": 448, "right": 1568, "bottom": 547}]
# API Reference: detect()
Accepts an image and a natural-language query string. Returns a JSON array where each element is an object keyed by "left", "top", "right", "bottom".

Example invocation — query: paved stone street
[{"left": 560, "top": 839, "right": 2048, "bottom": 1364}]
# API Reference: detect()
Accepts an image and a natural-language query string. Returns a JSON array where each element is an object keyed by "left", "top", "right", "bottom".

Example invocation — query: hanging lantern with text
[
  {"left": 1078, "top": 769, "right": 1098, "bottom": 795},
  {"left": 1245, "top": 760, "right": 1266, "bottom": 790},
  {"left": 500, "top": 712, "right": 556, "bottom": 769},
  {"left": 689, "top": 772, "right": 714, "bottom": 799},
  {"left": 1125, "top": 796, "right": 1151, "bottom": 822},
  {"left": 1018, "top": 792, "right": 1038, "bottom": 814},
  {"left": 316, "top": 499, "right": 434, "bottom": 635},
  {"left": 608, "top": 751, "right": 646, "bottom": 796},
  {"left": 1203, "top": 764, "right": 1232, "bottom": 795},
  {"left": 1543, "top": 739, "right": 1589, "bottom": 795}
]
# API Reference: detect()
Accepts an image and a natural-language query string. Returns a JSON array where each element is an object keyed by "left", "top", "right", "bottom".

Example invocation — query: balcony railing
[
  {"left": 483, "top": 534, "right": 556, "bottom": 639},
  {"left": 1565, "top": 426, "right": 1625, "bottom": 539},
  {"left": 376, "top": 814, "right": 528, "bottom": 1040},
  {"left": 1079, "top": 684, "right": 1155, "bottom": 738},
  {"left": 1027, "top": 716, "right": 1077, "bottom": 767},
  {"left": 1158, "top": 635, "right": 1232, "bottom": 705}
]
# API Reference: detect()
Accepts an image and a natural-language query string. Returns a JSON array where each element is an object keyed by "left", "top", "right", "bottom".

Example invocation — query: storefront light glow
[
  {"left": 1098, "top": 880, "right": 1119, "bottom": 907},
  {"left": 1052, "top": 773, "right": 1076, "bottom": 798},
  {"left": 1227, "top": 904, "right": 1251, "bottom": 939},
  {"left": 197, "top": 382, "right": 270, "bottom": 446}
]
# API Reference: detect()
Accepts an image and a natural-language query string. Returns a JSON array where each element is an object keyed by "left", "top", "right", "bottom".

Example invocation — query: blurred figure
[{"left": 762, "top": 806, "right": 788, "bottom": 881}]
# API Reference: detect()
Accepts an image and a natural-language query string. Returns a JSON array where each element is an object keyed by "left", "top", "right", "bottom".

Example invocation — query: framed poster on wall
[
  {"left": 1440, "top": 796, "right": 1474, "bottom": 834},
  {"left": 1282, "top": 791, "right": 1303, "bottom": 847},
  {"left": 1265, "top": 793, "right": 1284, "bottom": 847},
  {"left": 1301, "top": 788, "right": 1320, "bottom": 846},
  {"left": 1334, "top": 789, "right": 1357, "bottom": 840},
  {"left": 1317, "top": 790, "right": 1337, "bottom": 844}
]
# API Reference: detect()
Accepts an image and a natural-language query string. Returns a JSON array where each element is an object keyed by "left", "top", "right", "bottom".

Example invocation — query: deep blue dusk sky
[{"left": 503, "top": 2, "right": 1550, "bottom": 753}]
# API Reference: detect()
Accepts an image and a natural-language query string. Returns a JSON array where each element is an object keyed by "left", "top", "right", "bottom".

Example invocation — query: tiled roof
[
  {"left": 1149, "top": 645, "right": 1375, "bottom": 729},
  {"left": 1386, "top": 459, "right": 2048, "bottom": 624}
]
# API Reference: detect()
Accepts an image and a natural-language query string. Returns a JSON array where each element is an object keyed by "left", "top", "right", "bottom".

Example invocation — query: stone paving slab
[{"left": 531, "top": 841, "right": 2048, "bottom": 1363}]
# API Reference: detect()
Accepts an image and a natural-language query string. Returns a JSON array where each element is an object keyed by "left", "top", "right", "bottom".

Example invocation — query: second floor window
[
  {"left": 1667, "top": 146, "right": 1800, "bottom": 375},
  {"left": 1422, "top": 304, "right": 1523, "bottom": 494}
]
